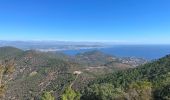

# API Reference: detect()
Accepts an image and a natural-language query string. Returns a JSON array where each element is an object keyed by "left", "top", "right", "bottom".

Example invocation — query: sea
[{"left": 62, "top": 45, "right": 170, "bottom": 60}]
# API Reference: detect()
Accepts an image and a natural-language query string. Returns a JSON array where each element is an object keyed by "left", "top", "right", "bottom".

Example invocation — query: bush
[
  {"left": 41, "top": 92, "right": 55, "bottom": 100},
  {"left": 62, "top": 87, "right": 81, "bottom": 100},
  {"left": 125, "top": 81, "right": 152, "bottom": 100},
  {"left": 82, "top": 83, "right": 124, "bottom": 100}
]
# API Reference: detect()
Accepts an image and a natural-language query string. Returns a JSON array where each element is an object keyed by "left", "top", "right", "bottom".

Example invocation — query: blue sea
[{"left": 62, "top": 45, "right": 170, "bottom": 60}]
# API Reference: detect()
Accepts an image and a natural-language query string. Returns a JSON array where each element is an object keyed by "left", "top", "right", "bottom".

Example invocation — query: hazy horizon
[{"left": 1, "top": 40, "right": 170, "bottom": 45}]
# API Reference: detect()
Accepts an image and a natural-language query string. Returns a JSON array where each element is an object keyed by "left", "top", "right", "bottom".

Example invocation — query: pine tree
[
  {"left": 61, "top": 87, "right": 81, "bottom": 100},
  {"left": 41, "top": 92, "right": 55, "bottom": 100}
]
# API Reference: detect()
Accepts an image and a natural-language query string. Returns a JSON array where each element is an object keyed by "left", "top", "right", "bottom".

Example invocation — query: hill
[
  {"left": 73, "top": 50, "right": 115, "bottom": 66},
  {"left": 81, "top": 55, "right": 170, "bottom": 100},
  {"left": 0, "top": 46, "right": 23, "bottom": 60},
  {"left": 73, "top": 50, "right": 146, "bottom": 67},
  {"left": 3, "top": 50, "right": 80, "bottom": 100}
]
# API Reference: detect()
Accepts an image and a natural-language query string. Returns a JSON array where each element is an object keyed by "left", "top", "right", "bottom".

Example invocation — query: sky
[{"left": 0, "top": 0, "right": 170, "bottom": 44}]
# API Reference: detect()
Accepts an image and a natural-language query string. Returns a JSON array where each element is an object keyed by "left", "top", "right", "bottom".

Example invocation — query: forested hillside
[{"left": 81, "top": 55, "right": 170, "bottom": 100}]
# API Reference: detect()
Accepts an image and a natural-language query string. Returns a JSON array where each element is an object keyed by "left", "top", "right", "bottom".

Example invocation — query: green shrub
[
  {"left": 62, "top": 87, "right": 81, "bottom": 100},
  {"left": 41, "top": 92, "right": 55, "bottom": 100}
]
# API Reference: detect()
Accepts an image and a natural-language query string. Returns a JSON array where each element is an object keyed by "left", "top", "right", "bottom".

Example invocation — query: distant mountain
[{"left": 0, "top": 40, "right": 106, "bottom": 51}]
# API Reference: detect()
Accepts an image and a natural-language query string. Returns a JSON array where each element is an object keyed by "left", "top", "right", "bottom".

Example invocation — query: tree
[
  {"left": 61, "top": 87, "right": 81, "bottom": 100},
  {"left": 41, "top": 92, "right": 55, "bottom": 100},
  {"left": 154, "top": 84, "right": 170, "bottom": 100},
  {"left": 82, "top": 83, "right": 124, "bottom": 100},
  {"left": 125, "top": 81, "right": 153, "bottom": 100}
]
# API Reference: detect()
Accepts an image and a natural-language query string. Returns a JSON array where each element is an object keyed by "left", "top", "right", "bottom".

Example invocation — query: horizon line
[{"left": 0, "top": 40, "right": 170, "bottom": 45}]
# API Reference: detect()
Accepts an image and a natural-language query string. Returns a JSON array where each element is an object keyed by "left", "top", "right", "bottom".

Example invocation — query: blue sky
[{"left": 0, "top": 0, "right": 170, "bottom": 44}]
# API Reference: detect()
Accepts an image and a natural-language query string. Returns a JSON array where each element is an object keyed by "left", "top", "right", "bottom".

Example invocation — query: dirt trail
[{"left": 70, "top": 74, "right": 79, "bottom": 88}]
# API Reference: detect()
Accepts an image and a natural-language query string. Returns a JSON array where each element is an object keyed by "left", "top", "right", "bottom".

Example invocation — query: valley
[
  {"left": 0, "top": 46, "right": 146, "bottom": 100},
  {"left": 0, "top": 46, "right": 170, "bottom": 100}
]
